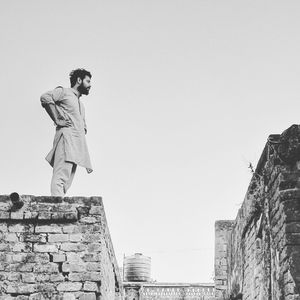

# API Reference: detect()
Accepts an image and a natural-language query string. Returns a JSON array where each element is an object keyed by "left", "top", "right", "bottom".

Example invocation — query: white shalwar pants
[{"left": 50, "top": 136, "right": 77, "bottom": 197}]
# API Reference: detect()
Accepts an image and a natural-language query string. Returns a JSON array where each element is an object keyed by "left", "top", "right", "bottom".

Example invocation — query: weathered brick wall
[
  {"left": 215, "top": 125, "right": 300, "bottom": 300},
  {"left": 214, "top": 221, "right": 234, "bottom": 298},
  {"left": 0, "top": 195, "right": 123, "bottom": 300}
]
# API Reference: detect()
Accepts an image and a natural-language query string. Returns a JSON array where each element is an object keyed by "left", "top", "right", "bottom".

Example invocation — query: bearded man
[{"left": 40, "top": 68, "right": 93, "bottom": 196}]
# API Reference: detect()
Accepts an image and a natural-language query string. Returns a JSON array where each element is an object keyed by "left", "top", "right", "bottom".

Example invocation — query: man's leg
[
  {"left": 64, "top": 163, "right": 77, "bottom": 194},
  {"left": 50, "top": 137, "right": 75, "bottom": 196}
]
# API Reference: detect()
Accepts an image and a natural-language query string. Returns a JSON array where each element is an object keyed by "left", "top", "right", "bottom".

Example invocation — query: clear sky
[{"left": 1, "top": 0, "right": 300, "bottom": 283}]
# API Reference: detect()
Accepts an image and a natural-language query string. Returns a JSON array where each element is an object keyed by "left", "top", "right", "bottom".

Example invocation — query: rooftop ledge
[
  {"left": 0, "top": 194, "right": 103, "bottom": 222},
  {"left": 0, "top": 194, "right": 123, "bottom": 297}
]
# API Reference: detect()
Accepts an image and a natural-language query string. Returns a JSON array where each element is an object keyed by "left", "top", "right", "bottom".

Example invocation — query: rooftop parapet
[{"left": 0, "top": 195, "right": 123, "bottom": 300}]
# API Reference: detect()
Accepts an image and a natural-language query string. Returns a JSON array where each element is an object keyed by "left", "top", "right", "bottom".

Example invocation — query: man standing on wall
[{"left": 40, "top": 68, "right": 93, "bottom": 196}]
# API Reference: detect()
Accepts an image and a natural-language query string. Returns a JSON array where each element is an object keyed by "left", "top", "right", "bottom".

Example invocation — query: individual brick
[
  {"left": 91, "top": 216, "right": 101, "bottom": 222},
  {"left": 29, "top": 292, "right": 46, "bottom": 300},
  {"left": 5, "top": 233, "right": 19, "bottom": 242},
  {"left": 77, "top": 206, "right": 90, "bottom": 215},
  {"left": 23, "top": 253, "right": 50, "bottom": 264},
  {"left": 0, "top": 224, "right": 7, "bottom": 232},
  {"left": 51, "top": 253, "right": 66, "bottom": 262},
  {"left": 89, "top": 206, "right": 102, "bottom": 215},
  {"left": 68, "top": 272, "right": 83, "bottom": 281},
  {"left": 11, "top": 253, "right": 27, "bottom": 263},
  {"left": 82, "top": 234, "right": 101, "bottom": 243},
  {"left": 91, "top": 225, "right": 101, "bottom": 232},
  {"left": 50, "top": 273, "right": 65, "bottom": 282},
  {"left": 10, "top": 211, "right": 24, "bottom": 219},
  {"left": 80, "top": 217, "right": 97, "bottom": 224},
  {"left": 60, "top": 243, "right": 86, "bottom": 252},
  {"left": 0, "top": 243, "right": 11, "bottom": 252},
  {"left": 9, "top": 224, "right": 33, "bottom": 233},
  {"left": 87, "top": 243, "right": 101, "bottom": 253},
  {"left": 7, "top": 272, "right": 21, "bottom": 281},
  {"left": 62, "top": 225, "right": 80, "bottom": 234},
  {"left": 15, "top": 296, "right": 29, "bottom": 300},
  {"left": 6, "top": 283, "right": 36, "bottom": 294},
  {"left": 24, "top": 211, "right": 38, "bottom": 219},
  {"left": 62, "top": 262, "right": 86, "bottom": 273},
  {"left": 56, "top": 282, "right": 82, "bottom": 292},
  {"left": 0, "top": 211, "right": 10, "bottom": 219},
  {"left": 35, "top": 282, "right": 56, "bottom": 293},
  {"left": 88, "top": 272, "right": 101, "bottom": 282},
  {"left": 83, "top": 281, "right": 98, "bottom": 292},
  {"left": 33, "top": 244, "right": 58, "bottom": 253},
  {"left": 22, "top": 272, "right": 36, "bottom": 283},
  {"left": 38, "top": 211, "right": 52, "bottom": 220},
  {"left": 0, "top": 252, "right": 8, "bottom": 261},
  {"left": 51, "top": 212, "right": 65, "bottom": 220},
  {"left": 79, "top": 293, "right": 96, "bottom": 300},
  {"left": 7, "top": 263, "right": 35, "bottom": 272},
  {"left": 48, "top": 234, "right": 69, "bottom": 243},
  {"left": 86, "top": 262, "right": 101, "bottom": 272},
  {"left": 82, "top": 253, "right": 101, "bottom": 262},
  {"left": 66, "top": 251, "right": 85, "bottom": 262},
  {"left": 68, "top": 272, "right": 101, "bottom": 282},
  {"left": 33, "top": 263, "right": 59, "bottom": 273},
  {"left": 69, "top": 233, "right": 83, "bottom": 242},
  {"left": 64, "top": 212, "right": 78, "bottom": 220},
  {"left": 62, "top": 294, "right": 76, "bottom": 300},
  {"left": 12, "top": 242, "right": 32, "bottom": 252},
  {"left": 0, "top": 199, "right": 10, "bottom": 209},
  {"left": 0, "top": 272, "right": 6, "bottom": 281},
  {"left": 0, "top": 296, "right": 14, "bottom": 300},
  {"left": 22, "top": 233, "right": 47, "bottom": 243},
  {"left": 35, "top": 273, "right": 50, "bottom": 282},
  {"left": 52, "top": 204, "right": 75, "bottom": 212},
  {"left": 35, "top": 225, "right": 62, "bottom": 233},
  {"left": 78, "top": 224, "right": 95, "bottom": 234},
  {"left": 31, "top": 203, "right": 54, "bottom": 211},
  {"left": 33, "top": 196, "right": 62, "bottom": 203},
  {"left": 0, "top": 262, "right": 7, "bottom": 271}
]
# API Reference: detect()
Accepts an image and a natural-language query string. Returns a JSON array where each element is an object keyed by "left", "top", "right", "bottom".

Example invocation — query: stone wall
[
  {"left": 0, "top": 195, "right": 123, "bottom": 300},
  {"left": 215, "top": 125, "right": 300, "bottom": 300},
  {"left": 214, "top": 221, "right": 234, "bottom": 297}
]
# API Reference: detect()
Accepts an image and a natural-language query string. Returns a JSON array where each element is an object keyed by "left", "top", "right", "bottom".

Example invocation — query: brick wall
[
  {"left": 215, "top": 125, "right": 300, "bottom": 300},
  {"left": 0, "top": 195, "right": 123, "bottom": 300},
  {"left": 214, "top": 220, "right": 234, "bottom": 298}
]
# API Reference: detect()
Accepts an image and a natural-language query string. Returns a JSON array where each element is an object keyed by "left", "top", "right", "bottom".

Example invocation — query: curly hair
[{"left": 69, "top": 68, "right": 92, "bottom": 87}]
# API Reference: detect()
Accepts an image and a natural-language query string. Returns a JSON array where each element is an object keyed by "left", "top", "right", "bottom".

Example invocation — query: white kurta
[{"left": 40, "top": 87, "right": 93, "bottom": 173}]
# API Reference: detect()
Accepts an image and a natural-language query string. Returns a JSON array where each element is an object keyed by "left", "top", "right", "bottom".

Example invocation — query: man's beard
[{"left": 78, "top": 83, "right": 90, "bottom": 95}]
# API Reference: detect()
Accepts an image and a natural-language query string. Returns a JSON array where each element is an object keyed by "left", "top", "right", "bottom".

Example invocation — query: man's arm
[
  {"left": 44, "top": 103, "right": 71, "bottom": 127},
  {"left": 40, "top": 87, "right": 71, "bottom": 127},
  {"left": 81, "top": 101, "right": 88, "bottom": 134},
  {"left": 83, "top": 114, "right": 88, "bottom": 135}
]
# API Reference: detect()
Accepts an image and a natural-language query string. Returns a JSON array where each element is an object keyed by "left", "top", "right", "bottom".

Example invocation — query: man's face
[{"left": 78, "top": 76, "right": 91, "bottom": 95}]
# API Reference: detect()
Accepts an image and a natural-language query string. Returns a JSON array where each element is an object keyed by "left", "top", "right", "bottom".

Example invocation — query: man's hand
[{"left": 56, "top": 119, "right": 72, "bottom": 128}]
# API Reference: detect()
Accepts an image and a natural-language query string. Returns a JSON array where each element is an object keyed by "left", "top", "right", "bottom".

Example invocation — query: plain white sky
[{"left": 1, "top": 1, "right": 300, "bottom": 283}]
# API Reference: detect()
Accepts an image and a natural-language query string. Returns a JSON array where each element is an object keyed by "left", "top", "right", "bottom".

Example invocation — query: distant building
[
  {"left": 122, "top": 253, "right": 214, "bottom": 300},
  {"left": 124, "top": 281, "right": 214, "bottom": 300}
]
